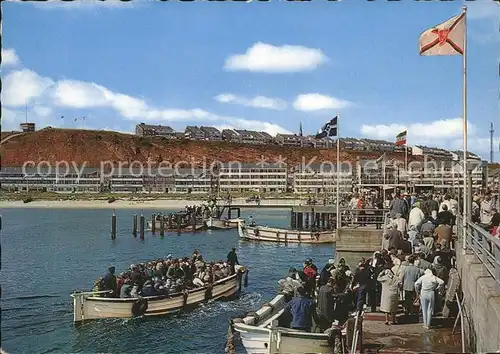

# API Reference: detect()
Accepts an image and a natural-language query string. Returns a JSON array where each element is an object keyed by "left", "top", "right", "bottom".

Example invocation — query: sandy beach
[
  {"left": 0, "top": 199, "right": 206, "bottom": 210},
  {"left": 0, "top": 198, "right": 301, "bottom": 209}
]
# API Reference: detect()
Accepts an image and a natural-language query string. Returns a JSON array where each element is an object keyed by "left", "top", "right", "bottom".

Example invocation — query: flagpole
[
  {"left": 382, "top": 153, "right": 386, "bottom": 205},
  {"left": 462, "top": 6, "right": 468, "bottom": 248},
  {"left": 405, "top": 137, "right": 408, "bottom": 192},
  {"left": 336, "top": 113, "right": 341, "bottom": 232}
]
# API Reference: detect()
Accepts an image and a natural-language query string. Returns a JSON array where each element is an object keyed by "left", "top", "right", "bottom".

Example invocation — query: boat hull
[
  {"left": 238, "top": 223, "right": 335, "bottom": 244},
  {"left": 232, "top": 294, "right": 334, "bottom": 354},
  {"left": 72, "top": 268, "right": 247, "bottom": 322},
  {"left": 146, "top": 221, "right": 205, "bottom": 232},
  {"left": 206, "top": 217, "right": 241, "bottom": 230}
]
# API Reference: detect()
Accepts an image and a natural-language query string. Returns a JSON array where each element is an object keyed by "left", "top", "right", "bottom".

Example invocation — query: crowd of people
[
  {"left": 153, "top": 197, "right": 223, "bottom": 227},
  {"left": 92, "top": 248, "right": 240, "bottom": 298},
  {"left": 278, "top": 189, "right": 500, "bottom": 334}
]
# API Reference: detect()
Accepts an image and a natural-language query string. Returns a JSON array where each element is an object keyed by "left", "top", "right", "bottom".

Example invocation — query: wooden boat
[
  {"left": 71, "top": 265, "right": 248, "bottom": 323},
  {"left": 238, "top": 222, "right": 335, "bottom": 244},
  {"left": 206, "top": 217, "right": 242, "bottom": 230},
  {"left": 231, "top": 292, "right": 363, "bottom": 354},
  {"left": 146, "top": 221, "right": 205, "bottom": 232}
]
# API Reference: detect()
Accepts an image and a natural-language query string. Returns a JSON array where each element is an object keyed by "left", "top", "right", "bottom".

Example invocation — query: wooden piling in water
[
  {"left": 159, "top": 216, "right": 165, "bottom": 237},
  {"left": 133, "top": 214, "right": 137, "bottom": 237},
  {"left": 140, "top": 212, "right": 145, "bottom": 240},
  {"left": 151, "top": 213, "right": 156, "bottom": 234},
  {"left": 191, "top": 213, "right": 197, "bottom": 232},
  {"left": 175, "top": 214, "right": 181, "bottom": 233},
  {"left": 111, "top": 210, "right": 117, "bottom": 239}
]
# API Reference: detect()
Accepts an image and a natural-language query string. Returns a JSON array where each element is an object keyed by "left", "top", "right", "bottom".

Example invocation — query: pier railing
[
  {"left": 457, "top": 215, "right": 500, "bottom": 292},
  {"left": 340, "top": 208, "right": 388, "bottom": 228}
]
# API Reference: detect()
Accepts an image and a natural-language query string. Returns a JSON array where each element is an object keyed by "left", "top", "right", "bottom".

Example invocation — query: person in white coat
[
  {"left": 377, "top": 268, "right": 400, "bottom": 325},
  {"left": 414, "top": 269, "right": 445, "bottom": 329}
]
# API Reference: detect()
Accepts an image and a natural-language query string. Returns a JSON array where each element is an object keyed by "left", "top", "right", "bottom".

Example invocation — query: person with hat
[
  {"left": 318, "top": 259, "right": 336, "bottom": 287},
  {"left": 303, "top": 259, "right": 318, "bottom": 297}
]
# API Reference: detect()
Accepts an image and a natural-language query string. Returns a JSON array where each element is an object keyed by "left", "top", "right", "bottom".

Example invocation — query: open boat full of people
[
  {"left": 71, "top": 249, "right": 248, "bottom": 323},
  {"left": 230, "top": 260, "right": 364, "bottom": 354}
]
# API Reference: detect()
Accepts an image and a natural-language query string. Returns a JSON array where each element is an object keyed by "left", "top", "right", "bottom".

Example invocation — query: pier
[
  {"left": 290, "top": 206, "right": 386, "bottom": 252},
  {"left": 455, "top": 215, "right": 500, "bottom": 352}
]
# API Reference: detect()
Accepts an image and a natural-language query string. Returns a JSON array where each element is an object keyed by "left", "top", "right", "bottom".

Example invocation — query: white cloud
[
  {"left": 1, "top": 48, "right": 20, "bottom": 67},
  {"left": 224, "top": 42, "right": 328, "bottom": 73},
  {"left": 33, "top": 105, "right": 53, "bottom": 117},
  {"left": 1, "top": 107, "right": 18, "bottom": 126},
  {"left": 359, "top": 118, "right": 498, "bottom": 161},
  {"left": 2, "top": 69, "right": 54, "bottom": 106},
  {"left": 360, "top": 118, "right": 475, "bottom": 141},
  {"left": 293, "top": 93, "right": 353, "bottom": 112},
  {"left": 1, "top": 65, "right": 290, "bottom": 136},
  {"left": 218, "top": 118, "right": 292, "bottom": 136},
  {"left": 214, "top": 93, "right": 287, "bottom": 110},
  {"left": 51, "top": 81, "right": 110, "bottom": 108}
]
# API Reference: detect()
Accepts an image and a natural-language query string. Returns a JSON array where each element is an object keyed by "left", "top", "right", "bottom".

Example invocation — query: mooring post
[
  {"left": 151, "top": 213, "right": 156, "bottom": 234},
  {"left": 168, "top": 214, "right": 173, "bottom": 229},
  {"left": 133, "top": 213, "right": 137, "bottom": 237},
  {"left": 111, "top": 209, "right": 117, "bottom": 240},
  {"left": 191, "top": 213, "right": 197, "bottom": 232},
  {"left": 159, "top": 216, "right": 165, "bottom": 237},
  {"left": 176, "top": 214, "right": 181, "bottom": 233},
  {"left": 140, "top": 212, "right": 145, "bottom": 240}
]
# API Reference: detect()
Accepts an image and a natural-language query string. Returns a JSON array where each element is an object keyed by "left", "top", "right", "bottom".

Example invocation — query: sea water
[{"left": 1, "top": 207, "right": 362, "bottom": 353}]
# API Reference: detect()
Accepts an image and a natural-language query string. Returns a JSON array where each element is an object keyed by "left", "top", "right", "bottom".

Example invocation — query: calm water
[{"left": 1, "top": 207, "right": 362, "bottom": 354}]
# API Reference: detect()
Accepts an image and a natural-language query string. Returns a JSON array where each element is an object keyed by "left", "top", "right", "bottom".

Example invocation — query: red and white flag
[{"left": 419, "top": 12, "right": 465, "bottom": 56}]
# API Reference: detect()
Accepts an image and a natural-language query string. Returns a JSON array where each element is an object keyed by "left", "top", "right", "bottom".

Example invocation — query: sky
[{"left": 1, "top": 0, "right": 499, "bottom": 161}]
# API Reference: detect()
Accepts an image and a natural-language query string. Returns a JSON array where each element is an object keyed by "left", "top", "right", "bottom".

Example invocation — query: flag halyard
[{"left": 419, "top": 12, "right": 465, "bottom": 56}]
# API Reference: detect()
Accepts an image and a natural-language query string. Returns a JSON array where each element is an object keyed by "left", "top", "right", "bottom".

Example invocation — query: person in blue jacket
[{"left": 284, "top": 286, "right": 315, "bottom": 332}]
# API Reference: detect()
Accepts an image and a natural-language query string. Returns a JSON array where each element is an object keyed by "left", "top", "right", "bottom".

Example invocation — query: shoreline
[{"left": 0, "top": 198, "right": 302, "bottom": 209}]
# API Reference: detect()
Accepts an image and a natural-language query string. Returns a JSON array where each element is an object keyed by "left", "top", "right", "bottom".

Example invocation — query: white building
[
  {"left": 292, "top": 164, "right": 353, "bottom": 195},
  {"left": 218, "top": 163, "right": 287, "bottom": 193}
]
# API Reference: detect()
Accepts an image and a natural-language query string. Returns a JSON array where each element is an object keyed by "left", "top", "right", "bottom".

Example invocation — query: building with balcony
[
  {"left": 173, "top": 169, "right": 214, "bottom": 193},
  {"left": 0, "top": 167, "right": 101, "bottom": 193},
  {"left": 135, "top": 123, "right": 177, "bottom": 138},
  {"left": 274, "top": 134, "right": 305, "bottom": 147},
  {"left": 20, "top": 122, "right": 36, "bottom": 132},
  {"left": 218, "top": 163, "right": 287, "bottom": 193},
  {"left": 200, "top": 126, "right": 222, "bottom": 141},
  {"left": 292, "top": 164, "right": 353, "bottom": 195},
  {"left": 184, "top": 126, "right": 206, "bottom": 140}
]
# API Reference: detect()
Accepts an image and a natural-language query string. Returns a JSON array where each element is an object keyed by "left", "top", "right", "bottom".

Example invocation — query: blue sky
[{"left": 1, "top": 0, "right": 499, "bottom": 161}]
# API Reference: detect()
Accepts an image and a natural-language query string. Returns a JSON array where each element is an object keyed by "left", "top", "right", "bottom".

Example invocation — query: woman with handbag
[{"left": 414, "top": 268, "right": 445, "bottom": 329}]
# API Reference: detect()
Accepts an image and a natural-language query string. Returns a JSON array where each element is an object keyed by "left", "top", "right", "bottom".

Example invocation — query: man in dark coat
[
  {"left": 103, "top": 266, "right": 117, "bottom": 297},
  {"left": 227, "top": 248, "right": 239, "bottom": 274},
  {"left": 316, "top": 278, "right": 336, "bottom": 331}
]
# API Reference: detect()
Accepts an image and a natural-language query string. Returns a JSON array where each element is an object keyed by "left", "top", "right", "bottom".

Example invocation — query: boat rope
[{"left": 224, "top": 320, "right": 236, "bottom": 354}]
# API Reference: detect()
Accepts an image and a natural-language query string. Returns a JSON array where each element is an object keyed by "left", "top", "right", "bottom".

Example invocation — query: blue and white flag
[{"left": 315, "top": 116, "right": 338, "bottom": 139}]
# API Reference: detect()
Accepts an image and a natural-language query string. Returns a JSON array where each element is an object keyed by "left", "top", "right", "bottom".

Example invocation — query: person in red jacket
[{"left": 303, "top": 259, "right": 317, "bottom": 297}]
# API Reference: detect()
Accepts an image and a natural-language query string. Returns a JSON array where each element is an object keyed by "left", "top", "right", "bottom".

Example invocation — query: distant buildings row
[
  {"left": 135, "top": 123, "right": 483, "bottom": 159},
  {"left": 1, "top": 159, "right": 491, "bottom": 195}
]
